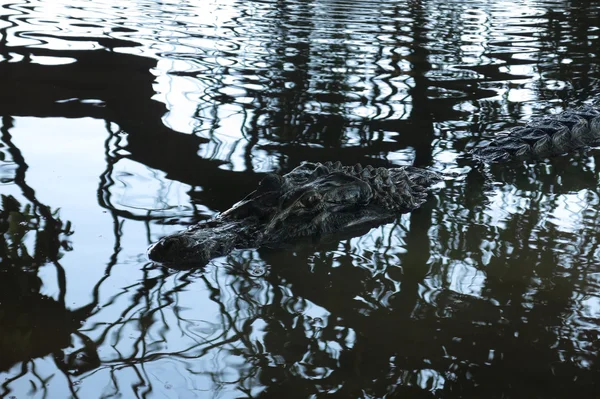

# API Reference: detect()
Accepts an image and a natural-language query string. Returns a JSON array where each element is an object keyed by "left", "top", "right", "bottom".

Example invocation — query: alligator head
[{"left": 148, "top": 161, "right": 440, "bottom": 266}]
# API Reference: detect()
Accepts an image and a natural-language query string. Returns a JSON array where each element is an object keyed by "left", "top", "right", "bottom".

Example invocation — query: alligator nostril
[
  {"left": 161, "top": 239, "right": 175, "bottom": 251},
  {"left": 148, "top": 244, "right": 160, "bottom": 261}
]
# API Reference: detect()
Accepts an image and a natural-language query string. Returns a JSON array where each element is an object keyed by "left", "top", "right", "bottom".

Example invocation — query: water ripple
[{"left": 2, "top": 0, "right": 600, "bottom": 397}]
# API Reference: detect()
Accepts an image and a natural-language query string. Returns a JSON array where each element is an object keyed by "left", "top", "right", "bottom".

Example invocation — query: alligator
[
  {"left": 148, "top": 104, "right": 600, "bottom": 265},
  {"left": 148, "top": 161, "right": 441, "bottom": 265}
]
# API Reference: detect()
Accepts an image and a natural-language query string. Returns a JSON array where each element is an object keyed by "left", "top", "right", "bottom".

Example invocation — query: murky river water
[{"left": 1, "top": 0, "right": 600, "bottom": 397}]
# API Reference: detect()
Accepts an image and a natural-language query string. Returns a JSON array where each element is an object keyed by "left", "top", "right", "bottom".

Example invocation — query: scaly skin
[
  {"left": 472, "top": 105, "right": 600, "bottom": 162},
  {"left": 148, "top": 161, "right": 440, "bottom": 265}
]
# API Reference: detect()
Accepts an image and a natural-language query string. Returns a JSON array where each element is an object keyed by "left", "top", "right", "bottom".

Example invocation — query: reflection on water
[{"left": 1, "top": 0, "right": 600, "bottom": 397}]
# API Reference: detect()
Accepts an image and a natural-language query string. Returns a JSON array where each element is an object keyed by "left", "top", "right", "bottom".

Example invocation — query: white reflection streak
[{"left": 548, "top": 190, "right": 597, "bottom": 233}]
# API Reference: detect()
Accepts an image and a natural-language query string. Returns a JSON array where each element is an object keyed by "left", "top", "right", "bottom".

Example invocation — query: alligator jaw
[{"left": 147, "top": 208, "right": 397, "bottom": 266}]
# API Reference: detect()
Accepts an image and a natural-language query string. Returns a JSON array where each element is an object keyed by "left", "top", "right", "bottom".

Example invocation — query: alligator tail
[{"left": 472, "top": 105, "right": 600, "bottom": 163}]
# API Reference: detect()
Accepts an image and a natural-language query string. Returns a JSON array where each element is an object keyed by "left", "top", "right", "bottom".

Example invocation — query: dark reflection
[
  {"left": 1, "top": 0, "right": 600, "bottom": 397},
  {"left": 0, "top": 194, "right": 76, "bottom": 373},
  {"left": 0, "top": 118, "right": 98, "bottom": 397},
  {"left": 209, "top": 208, "right": 600, "bottom": 397}
]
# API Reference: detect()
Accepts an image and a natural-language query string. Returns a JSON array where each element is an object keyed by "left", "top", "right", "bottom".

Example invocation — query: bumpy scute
[
  {"left": 473, "top": 105, "right": 600, "bottom": 162},
  {"left": 317, "top": 161, "right": 440, "bottom": 212}
]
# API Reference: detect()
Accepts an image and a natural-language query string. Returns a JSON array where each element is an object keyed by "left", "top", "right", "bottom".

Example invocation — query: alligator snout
[
  {"left": 147, "top": 221, "right": 243, "bottom": 265},
  {"left": 148, "top": 234, "right": 201, "bottom": 264},
  {"left": 147, "top": 236, "right": 178, "bottom": 263}
]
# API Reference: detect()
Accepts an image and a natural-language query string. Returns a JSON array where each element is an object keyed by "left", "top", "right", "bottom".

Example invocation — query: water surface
[{"left": 1, "top": 0, "right": 600, "bottom": 397}]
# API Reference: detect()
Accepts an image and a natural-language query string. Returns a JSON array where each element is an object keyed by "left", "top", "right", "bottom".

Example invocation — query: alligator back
[{"left": 295, "top": 161, "right": 441, "bottom": 212}]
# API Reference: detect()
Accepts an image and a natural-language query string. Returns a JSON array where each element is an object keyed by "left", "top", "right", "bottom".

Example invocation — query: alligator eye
[
  {"left": 312, "top": 165, "right": 330, "bottom": 177},
  {"left": 302, "top": 194, "right": 321, "bottom": 207},
  {"left": 258, "top": 174, "right": 283, "bottom": 192}
]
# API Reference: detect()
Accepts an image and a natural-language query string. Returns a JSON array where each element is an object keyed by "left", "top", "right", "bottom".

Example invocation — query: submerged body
[
  {"left": 148, "top": 161, "right": 440, "bottom": 265},
  {"left": 149, "top": 102, "right": 600, "bottom": 265}
]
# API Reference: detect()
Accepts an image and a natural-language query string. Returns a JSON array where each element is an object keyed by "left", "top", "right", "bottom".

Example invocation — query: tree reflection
[
  {"left": 0, "top": 118, "right": 98, "bottom": 398},
  {"left": 0, "top": 194, "right": 75, "bottom": 370},
  {"left": 0, "top": 193, "right": 100, "bottom": 393}
]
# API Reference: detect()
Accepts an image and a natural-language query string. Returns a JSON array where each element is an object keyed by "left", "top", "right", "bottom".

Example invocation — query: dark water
[{"left": 1, "top": 0, "right": 600, "bottom": 397}]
